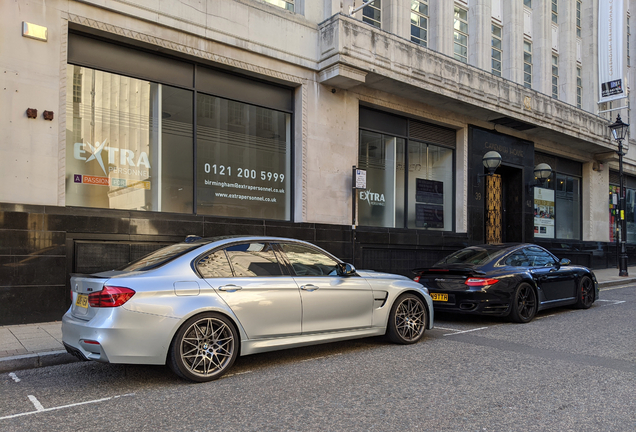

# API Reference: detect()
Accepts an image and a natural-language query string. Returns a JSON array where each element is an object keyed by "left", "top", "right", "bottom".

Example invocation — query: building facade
[{"left": 1, "top": 0, "right": 636, "bottom": 324}]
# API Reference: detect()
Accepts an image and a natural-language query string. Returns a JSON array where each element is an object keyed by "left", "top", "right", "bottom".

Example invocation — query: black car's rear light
[
  {"left": 88, "top": 286, "right": 135, "bottom": 307},
  {"left": 414, "top": 276, "right": 421, "bottom": 283},
  {"left": 465, "top": 278, "right": 499, "bottom": 287}
]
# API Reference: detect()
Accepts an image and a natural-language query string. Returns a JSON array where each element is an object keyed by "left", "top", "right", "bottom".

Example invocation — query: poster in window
[
  {"left": 415, "top": 203, "right": 444, "bottom": 228},
  {"left": 415, "top": 178, "right": 444, "bottom": 228},
  {"left": 416, "top": 178, "right": 444, "bottom": 204},
  {"left": 534, "top": 188, "right": 555, "bottom": 238}
]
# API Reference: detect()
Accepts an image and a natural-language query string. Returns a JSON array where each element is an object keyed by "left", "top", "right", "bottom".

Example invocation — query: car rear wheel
[
  {"left": 510, "top": 283, "right": 537, "bottom": 323},
  {"left": 387, "top": 293, "right": 427, "bottom": 344},
  {"left": 575, "top": 276, "right": 594, "bottom": 309},
  {"left": 168, "top": 312, "right": 238, "bottom": 382}
]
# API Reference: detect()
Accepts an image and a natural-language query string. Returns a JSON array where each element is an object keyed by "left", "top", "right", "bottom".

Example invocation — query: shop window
[
  {"left": 610, "top": 185, "right": 636, "bottom": 243},
  {"left": 65, "top": 66, "right": 194, "bottom": 213},
  {"left": 555, "top": 174, "right": 580, "bottom": 239},
  {"left": 358, "top": 130, "right": 405, "bottom": 228},
  {"left": 196, "top": 93, "right": 291, "bottom": 220},
  {"left": 358, "top": 111, "right": 455, "bottom": 231},
  {"left": 406, "top": 142, "right": 453, "bottom": 230},
  {"left": 534, "top": 173, "right": 581, "bottom": 240}
]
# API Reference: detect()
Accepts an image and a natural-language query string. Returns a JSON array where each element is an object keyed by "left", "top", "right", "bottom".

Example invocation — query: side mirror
[
  {"left": 336, "top": 262, "right": 357, "bottom": 277},
  {"left": 559, "top": 258, "right": 571, "bottom": 266}
]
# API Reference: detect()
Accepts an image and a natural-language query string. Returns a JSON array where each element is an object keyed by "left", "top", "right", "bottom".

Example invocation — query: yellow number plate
[
  {"left": 75, "top": 294, "right": 89, "bottom": 309},
  {"left": 431, "top": 293, "right": 448, "bottom": 302}
]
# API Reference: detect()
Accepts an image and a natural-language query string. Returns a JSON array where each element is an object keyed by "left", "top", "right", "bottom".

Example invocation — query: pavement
[{"left": 1, "top": 266, "right": 636, "bottom": 373}]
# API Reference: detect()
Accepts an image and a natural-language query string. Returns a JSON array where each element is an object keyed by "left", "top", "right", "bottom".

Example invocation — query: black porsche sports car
[{"left": 412, "top": 243, "right": 598, "bottom": 323}]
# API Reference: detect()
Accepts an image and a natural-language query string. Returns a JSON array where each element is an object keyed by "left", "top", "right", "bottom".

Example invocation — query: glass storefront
[
  {"left": 406, "top": 142, "right": 453, "bottom": 230},
  {"left": 196, "top": 94, "right": 291, "bottom": 220},
  {"left": 65, "top": 61, "right": 291, "bottom": 219},
  {"left": 357, "top": 108, "right": 455, "bottom": 230},
  {"left": 533, "top": 173, "right": 581, "bottom": 240},
  {"left": 357, "top": 131, "right": 405, "bottom": 228},
  {"left": 609, "top": 184, "right": 636, "bottom": 243},
  {"left": 66, "top": 66, "right": 194, "bottom": 212}
]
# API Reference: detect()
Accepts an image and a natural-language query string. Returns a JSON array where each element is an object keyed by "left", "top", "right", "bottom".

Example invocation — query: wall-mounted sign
[
  {"left": 22, "top": 22, "right": 48, "bottom": 42},
  {"left": 354, "top": 168, "right": 367, "bottom": 189}
]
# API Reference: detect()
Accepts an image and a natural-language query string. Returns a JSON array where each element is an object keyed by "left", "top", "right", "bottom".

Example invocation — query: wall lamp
[
  {"left": 477, "top": 151, "right": 502, "bottom": 185},
  {"left": 532, "top": 163, "right": 552, "bottom": 186}
]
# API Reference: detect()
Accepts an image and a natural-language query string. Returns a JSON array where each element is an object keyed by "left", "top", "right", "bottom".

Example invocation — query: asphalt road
[{"left": 1, "top": 285, "right": 635, "bottom": 432}]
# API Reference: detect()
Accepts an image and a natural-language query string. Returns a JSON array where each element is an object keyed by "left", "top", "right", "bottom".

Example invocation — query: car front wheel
[
  {"left": 575, "top": 276, "right": 594, "bottom": 309},
  {"left": 510, "top": 283, "right": 537, "bottom": 323},
  {"left": 168, "top": 312, "right": 238, "bottom": 382},
  {"left": 387, "top": 293, "right": 427, "bottom": 344}
]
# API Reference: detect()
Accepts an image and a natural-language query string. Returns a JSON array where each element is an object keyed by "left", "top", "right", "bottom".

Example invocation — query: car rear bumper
[
  {"left": 429, "top": 291, "right": 511, "bottom": 316},
  {"left": 62, "top": 308, "right": 180, "bottom": 365}
]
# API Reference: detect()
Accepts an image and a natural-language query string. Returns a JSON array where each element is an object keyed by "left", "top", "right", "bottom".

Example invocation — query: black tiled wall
[{"left": 0, "top": 203, "right": 627, "bottom": 325}]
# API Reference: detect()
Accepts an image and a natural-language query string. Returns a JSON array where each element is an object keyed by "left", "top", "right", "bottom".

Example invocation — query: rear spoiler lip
[
  {"left": 69, "top": 273, "right": 109, "bottom": 279},
  {"left": 412, "top": 268, "right": 487, "bottom": 276}
]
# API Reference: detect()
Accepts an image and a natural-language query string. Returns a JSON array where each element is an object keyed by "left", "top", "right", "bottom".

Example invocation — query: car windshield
[
  {"left": 120, "top": 243, "right": 203, "bottom": 271},
  {"left": 438, "top": 247, "right": 508, "bottom": 266}
]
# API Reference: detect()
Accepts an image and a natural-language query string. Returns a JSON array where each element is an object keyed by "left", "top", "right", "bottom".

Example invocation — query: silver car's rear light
[{"left": 88, "top": 286, "right": 135, "bottom": 307}]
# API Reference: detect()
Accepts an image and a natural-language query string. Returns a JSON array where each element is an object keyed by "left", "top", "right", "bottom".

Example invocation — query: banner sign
[{"left": 598, "top": 0, "right": 626, "bottom": 103}]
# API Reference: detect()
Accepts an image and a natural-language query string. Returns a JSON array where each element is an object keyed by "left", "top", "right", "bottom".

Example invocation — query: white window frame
[
  {"left": 411, "top": 0, "right": 429, "bottom": 47},
  {"left": 552, "top": 54, "right": 559, "bottom": 99},
  {"left": 454, "top": 5, "right": 469, "bottom": 64},
  {"left": 491, "top": 23, "right": 503, "bottom": 77},
  {"left": 263, "top": 0, "right": 294, "bottom": 13},
  {"left": 524, "top": 40, "right": 533, "bottom": 89}
]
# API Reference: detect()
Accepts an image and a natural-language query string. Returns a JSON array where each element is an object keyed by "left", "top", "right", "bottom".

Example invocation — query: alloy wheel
[
  {"left": 180, "top": 317, "right": 235, "bottom": 378},
  {"left": 394, "top": 296, "right": 426, "bottom": 342}
]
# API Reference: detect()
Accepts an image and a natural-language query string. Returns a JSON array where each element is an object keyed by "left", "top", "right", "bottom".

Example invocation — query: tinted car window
[
  {"left": 197, "top": 250, "right": 234, "bottom": 278},
  {"left": 121, "top": 243, "right": 202, "bottom": 271},
  {"left": 279, "top": 243, "right": 339, "bottom": 276},
  {"left": 438, "top": 247, "right": 506, "bottom": 266},
  {"left": 503, "top": 251, "right": 530, "bottom": 267},
  {"left": 525, "top": 247, "right": 556, "bottom": 267},
  {"left": 225, "top": 243, "right": 284, "bottom": 277}
]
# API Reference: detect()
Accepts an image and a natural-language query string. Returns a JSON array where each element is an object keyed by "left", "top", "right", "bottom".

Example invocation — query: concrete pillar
[
  {"left": 581, "top": 0, "right": 599, "bottom": 112},
  {"left": 582, "top": 161, "right": 610, "bottom": 242},
  {"left": 532, "top": 0, "right": 553, "bottom": 96},
  {"left": 558, "top": 0, "right": 578, "bottom": 106},
  {"left": 468, "top": 0, "right": 492, "bottom": 71},
  {"left": 502, "top": 0, "right": 525, "bottom": 84},
  {"left": 429, "top": 0, "right": 454, "bottom": 56},
  {"left": 383, "top": 0, "right": 410, "bottom": 39}
]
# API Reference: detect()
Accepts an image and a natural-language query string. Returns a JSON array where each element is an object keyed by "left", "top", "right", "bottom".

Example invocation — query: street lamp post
[{"left": 609, "top": 115, "right": 630, "bottom": 277}]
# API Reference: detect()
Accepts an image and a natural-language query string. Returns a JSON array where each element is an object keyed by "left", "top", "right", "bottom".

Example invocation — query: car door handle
[
  {"left": 300, "top": 284, "right": 319, "bottom": 291},
  {"left": 218, "top": 284, "right": 242, "bottom": 292}
]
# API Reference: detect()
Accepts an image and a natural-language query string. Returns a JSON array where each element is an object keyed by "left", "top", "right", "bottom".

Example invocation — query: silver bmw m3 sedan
[{"left": 63, "top": 236, "right": 434, "bottom": 382}]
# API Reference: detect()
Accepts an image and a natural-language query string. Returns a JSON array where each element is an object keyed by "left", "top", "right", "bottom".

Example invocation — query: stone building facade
[{"left": 1, "top": 0, "right": 635, "bottom": 324}]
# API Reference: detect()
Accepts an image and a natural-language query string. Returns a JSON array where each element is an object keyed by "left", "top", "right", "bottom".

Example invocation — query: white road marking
[
  {"left": 28, "top": 396, "right": 44, "bottom": 412},
  {"left": 600, "top": 285, "right": 634, "bottom": 291},
  {"left": 223, "top": 370, "right": 253, "bottom": 378},
  {"left": 535, "top": 314, "right": 556, "bottom": 320},
  {"left": 8, "top": 373, "right": 20, "bottom": 383},
  {"left": 433, "top": 326, "right": 458, "bottom": 331},
  {"left": 0, "top": 393, "right": 135, "bottom": 420},
  {"left": 443, "top": 326, "right": 489, "bottom": 336},
  {"left": 597, "top": 299, "right": 627, "bottom": 305}
]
